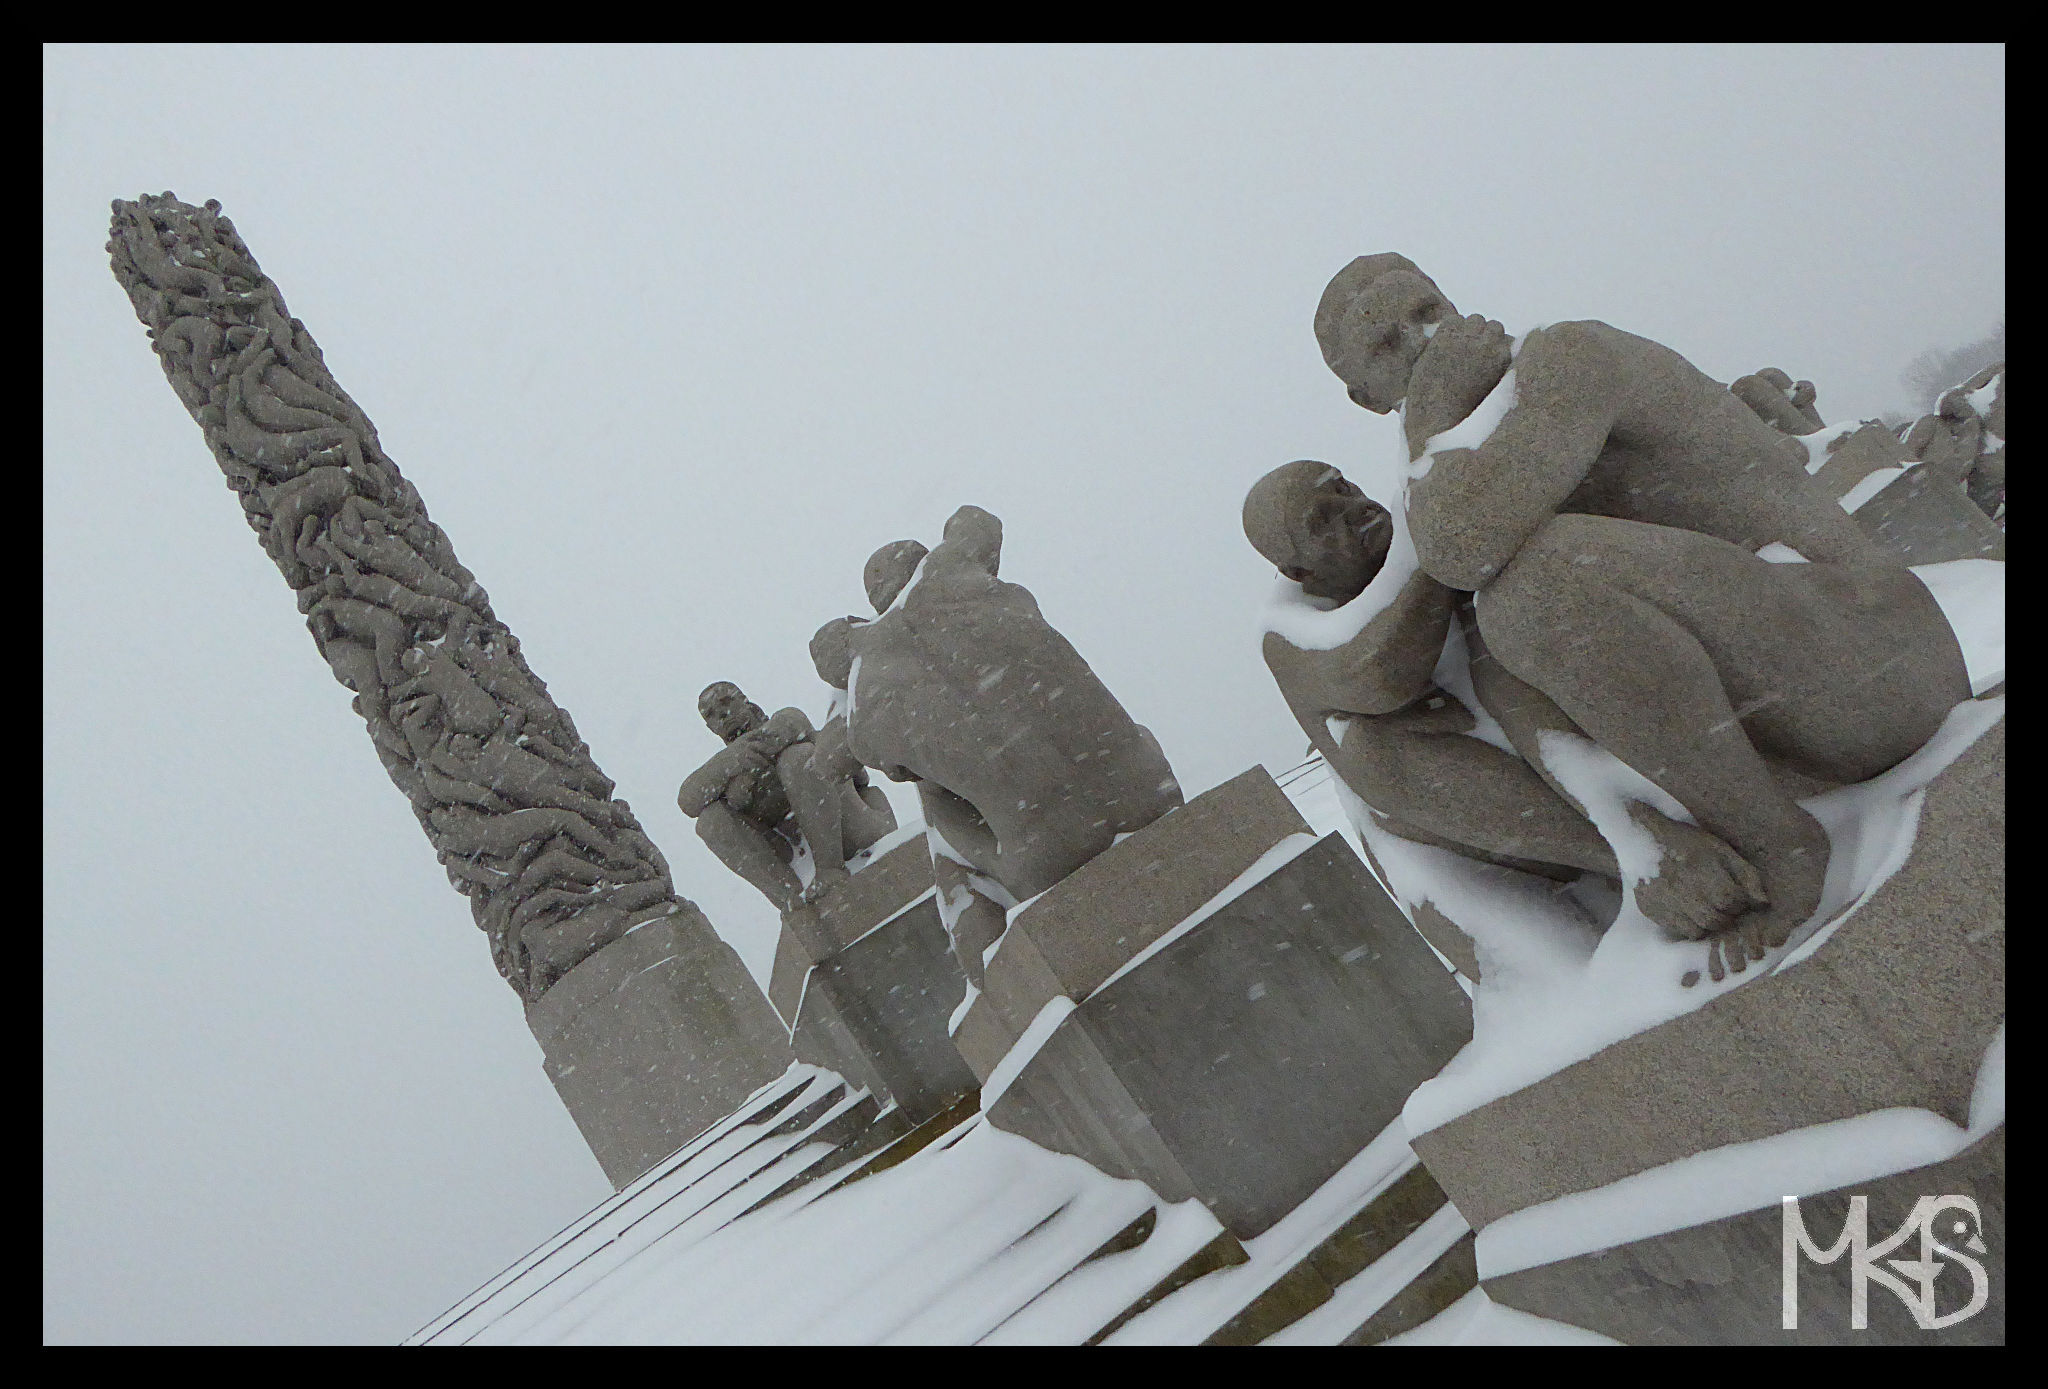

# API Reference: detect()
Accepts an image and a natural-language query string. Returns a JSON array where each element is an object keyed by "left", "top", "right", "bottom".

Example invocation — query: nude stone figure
[
  {"left": 678, "top": 680, "right": 895, "bottom": 912},
  {"left": 1255, "top": 254, "right": 1970, "bottom": 980},
  {"left": 843, "top": 504, "right": 1183, "bottom": 903}
]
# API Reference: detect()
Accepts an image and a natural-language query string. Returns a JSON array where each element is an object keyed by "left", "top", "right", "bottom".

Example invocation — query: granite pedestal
[
  {"left": 767, "top": 833, "right": 978, "bottom": 1124},
  {"left": 1411, "top": 711, "right": 2005, "bottom": 1343},
  {"left": 1484, "top": 1128, "right": 2003, "bottom": 1345},
  {"left": 1854, "top": 461, "right": 2006, "bottom": 563},
  {"left": 973, "top": 767, "right": 1475, "bottom": 1239},
  {"left": 526, "top": 909, "right": 796, "bottom": 1189}
]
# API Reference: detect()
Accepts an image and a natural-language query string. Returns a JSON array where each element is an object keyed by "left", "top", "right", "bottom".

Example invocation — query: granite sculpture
[
  {"left": 1252, "top": 253, "right": 1971, "bottom": 979},
  {"left": 1732, "top": 359, "right": 2007, "bottom": 545},
  {"left": 110, "top": 194, "right": 798, "bottom": 1181},
  {"left": 1902, "top": 361, "right": 2006, "bottom": 522},
  {"left": 108, "top": 194, "right": 695, "bottom": 1001},
  {"left": 678, "top": 679, "right": 896, "bottom": 912},
  {"left": 843, "top": 504, "right": 1184, "bottom": 903}
]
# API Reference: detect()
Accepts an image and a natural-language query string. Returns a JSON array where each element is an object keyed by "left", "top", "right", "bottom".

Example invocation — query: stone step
[{"left": 1203, "top": 1162, "right": 1458, "bottom": 1344}]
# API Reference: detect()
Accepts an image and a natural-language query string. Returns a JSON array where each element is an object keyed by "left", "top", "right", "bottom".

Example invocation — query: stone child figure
[
  {"left": 678, "top": 681, "right": 895, "bottom": 913},
  {"left": 1256, "top": 253, "right": 1970, "bottom": 979},
  {"left": 843, "top": 504, "right": 1184, "bottom": 903}
]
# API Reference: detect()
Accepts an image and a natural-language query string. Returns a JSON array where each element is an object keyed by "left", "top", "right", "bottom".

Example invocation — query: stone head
[
  {"left": 698, "top": 681, "right": 766, "bottom": 743},
  {"left": 809, "top": 616, "right": 861, "bottom": 691},
  {"left": 1314, "top": 254, "right": 1455, "bottom": 414},
  {"left": 864, "top": 539, "right": 929, "bottom": 613},
  {"left": 1243, "top": 460, "right": 1394, "bottom": 604}
]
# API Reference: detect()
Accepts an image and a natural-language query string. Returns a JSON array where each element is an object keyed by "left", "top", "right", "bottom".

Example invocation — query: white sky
[{"left": 43, "top": 44, "right": 2003, "bottom": 1344}]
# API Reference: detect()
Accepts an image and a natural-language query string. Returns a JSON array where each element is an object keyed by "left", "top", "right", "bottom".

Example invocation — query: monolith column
[{"left": 108, "top": 193, "right": 794, "bottom": 1185}]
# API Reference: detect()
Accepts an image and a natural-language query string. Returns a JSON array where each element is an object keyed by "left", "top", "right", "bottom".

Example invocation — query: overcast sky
[{"left": 43, "top": 44, "right": 2003, "bottom": 1344}]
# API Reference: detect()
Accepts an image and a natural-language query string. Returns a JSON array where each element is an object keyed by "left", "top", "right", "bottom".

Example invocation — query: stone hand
[{"left": 1405, "top": 312, "right": 1513, "bottom": 453}]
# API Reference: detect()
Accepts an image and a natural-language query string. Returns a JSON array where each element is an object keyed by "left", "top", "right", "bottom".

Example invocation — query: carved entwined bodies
[
  {"left": 1254, "top": 255, "right": 1969, "bottom": 980},
  {"left": 110, "top": 193, "right": 680, "bottom": 1000}
]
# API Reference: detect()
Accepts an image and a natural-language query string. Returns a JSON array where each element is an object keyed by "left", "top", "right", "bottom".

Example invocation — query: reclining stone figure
[
  {"left": 1250, "top": 254, "right": 1970, "bottom": 980},
  {"left": 843, "top": 504, "right": 1183, "bottom": 903},
  {"left": 678, "top": 680, "right": 896, "bottom": 912}
]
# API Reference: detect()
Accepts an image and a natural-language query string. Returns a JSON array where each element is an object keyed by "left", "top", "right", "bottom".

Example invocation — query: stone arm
[
  {"left": 1406, "top": 324, "right": 1624, "bottom": 592},
  {"left": 1262, "top": 569, "right": 1462, "bottom": 718},
  {"left": 810, "top": 715, "right": 870, "bottom": 789},
  {"left": 676, "top": 708, "right": 816, "bottom": 816},
  {"left": 678, "top": 740, "right": 770, "bottom": 817}
]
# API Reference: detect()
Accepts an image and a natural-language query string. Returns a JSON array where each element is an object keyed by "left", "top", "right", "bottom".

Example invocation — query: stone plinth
[
  {"left": 1484, "top": 1128, "right": 2003, "bottom": 1345},
  {"left": 768, "top": 834, "right": 977, "bottom": 1125},
  {"left": 526, "top": 910, "right": 797, "bottom": 1189},
  {"left": 953, "top": 766, "right": 1320, "bottom": 1080},
  {"left": 1811, "top": 422, "right": 1911, "bottom": 501},
  {"left": 1411, "top": 712, "right": 2004, "bottom": 1343},
  {"left": 977, "top": 767, "right": 1475, "bottom": 1239},
  {"left": 1854, "top": 462, "right": 2006, "bottom": 563}
]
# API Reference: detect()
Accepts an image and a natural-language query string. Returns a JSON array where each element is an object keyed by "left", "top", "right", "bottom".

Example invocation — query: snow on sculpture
[{"left": 1250, "top": 252, "right": 1974, "bottom": 983}]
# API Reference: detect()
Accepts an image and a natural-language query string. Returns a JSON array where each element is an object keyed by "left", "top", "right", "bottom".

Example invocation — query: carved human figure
[
  {"left": 842, "top": 505, "right": 1183, "bottom": 903},
  {"left": 803, "top": 616, "right": 905, "bottom": 876},
  {"left": 1902, "top": 362, "right": 2007, "bottom": 522},
  {"left": 678, "top": 680, "right": 895, "bottom": 912},
  {"left": 1730, "top": 366, "right": 1826, "bottom": 437},
  {"left": 1259, "top": 254, "right": 1970, "bottom": 979},
  {"left": 1249, "top": 462, "right": 1772, "bottom": 955},
  {"left": 813, "top": 613, "right": 1010, "bottom": 985}
]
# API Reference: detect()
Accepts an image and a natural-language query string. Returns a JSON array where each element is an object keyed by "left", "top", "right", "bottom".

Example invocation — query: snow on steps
[
  {"left": 408, "top": 758, "right": 1478, "bottom": 1345},
  {"left": 409, "top": 1066, "right": 908, "bottom": 1344}
]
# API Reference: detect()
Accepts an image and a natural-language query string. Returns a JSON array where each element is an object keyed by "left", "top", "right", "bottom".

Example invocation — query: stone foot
[
  {"left": 1628, "top": 804, "right": 1766, "bottom": 943},
  {"left": 1677, "top": 810, "right": 1831, "bottom": 986}
]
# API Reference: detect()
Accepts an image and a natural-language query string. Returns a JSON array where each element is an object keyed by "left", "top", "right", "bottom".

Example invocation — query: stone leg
[
  {"left": 1325, "top": 715, "right": 1617, "bottom": 880},
  {"left": 777, "top": 743, "right": 856, "bottom": 902},
  {"left": 1477, "top": 513, "right": 1970, "bottom": 962},
  {"left": 1457, "top": 599, "right": 1771, "bottom": 941},
  {"left": 808, "top": 717, "right": 898, "bottom": 864},
  {"left": 918, "top": 781, "right": 1005, "bottom": 884},
  {"left": 931, "top": 848, "right": 1007, "bottom": 989},
  {"left": 840, "top": 780, "right": 897, "bottom": 857},
  {"left": 694, "top": 800, "right": 801, "bottom": 911}
]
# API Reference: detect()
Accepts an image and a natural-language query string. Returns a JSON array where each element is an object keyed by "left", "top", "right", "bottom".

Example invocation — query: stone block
[
  {"left": 1484, "top": 1127, "right": 2004, "bottom": 1345},
  {"left": 789, "top": 894, "right": 979, "bottom": 1125},
  {"left": 989, "top": 831, "right": 1474, "bottom": 1238},
  {"left": 526, "top": 910, "right": 796, "bottom": 1189},
  {"left": 1006, "top": 765, "right": 1314, "bottom": 995},
  {"left": 780, "top": 831, "right": 943, "bottom": 964},
  {"left": 949, "top": 983, "right": 1019, "bottom": 1083},
  {"left": 955, "top": 764, "right": 1313, "bottom": 1075},
  {"left": 1854, "top": 462, "right": 2006, "bottom": 562},
  {"left": 766, "top": 834, "right": 977, "bottom": 1125},
  {"left": 1412, "top": 714, "right": 2003, "bottom": 1230},
  {"left": 1811, "top": 422, "right": 1909, "bottom": 501}
]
